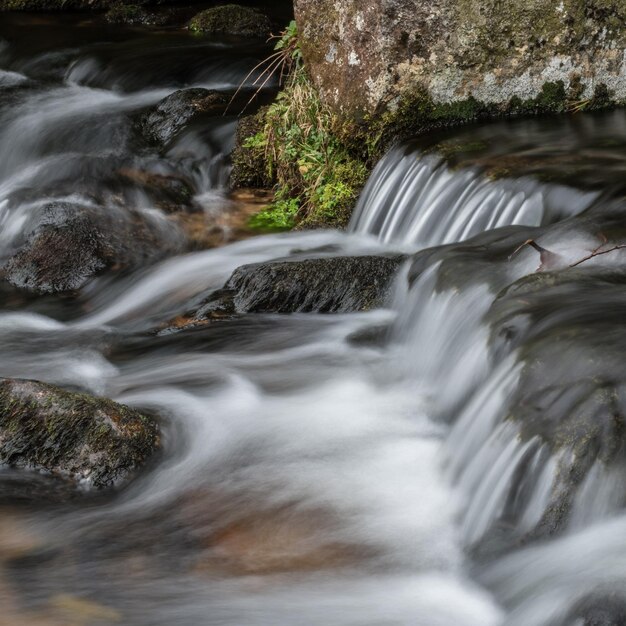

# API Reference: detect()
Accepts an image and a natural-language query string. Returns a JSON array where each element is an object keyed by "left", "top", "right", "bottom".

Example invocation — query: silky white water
[{"left": 2, "top": 14, "right": 626, "bottom": 626}]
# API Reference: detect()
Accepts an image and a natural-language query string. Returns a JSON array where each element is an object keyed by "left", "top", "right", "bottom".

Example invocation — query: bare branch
[{"left": 569, "top": 244, "right": 626, "bottom": 268}]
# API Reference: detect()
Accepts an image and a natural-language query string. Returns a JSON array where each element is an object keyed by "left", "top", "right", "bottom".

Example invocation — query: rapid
[{"left": 2, "top": 11, "right": 626, "bottom": 626}]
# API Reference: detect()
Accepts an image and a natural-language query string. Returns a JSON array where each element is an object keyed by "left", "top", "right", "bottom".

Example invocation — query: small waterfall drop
[{"left": 350, "top": 145, "right": 599, "bottom": 247}]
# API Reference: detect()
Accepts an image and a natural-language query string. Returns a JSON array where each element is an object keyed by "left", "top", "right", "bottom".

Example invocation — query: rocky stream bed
[{"left": 1, "top": 4, "right": 626, "bottom": 626}]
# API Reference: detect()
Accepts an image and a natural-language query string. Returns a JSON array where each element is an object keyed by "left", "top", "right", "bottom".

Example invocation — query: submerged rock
[
  {"left": 3, "top": 201, "right": 185, "bottom": 294},
  {"left": 0, "top": 378, "right": 159, "bottom": 491},
  {"left": 116, "top": 168, "right": 196, "bottom": 213},
  {"left": 187, "top": 4, "right": 272, "bottom": 38},
  {"left": 138, "top": 88, "right": 232, "bottom": 146},
  {"left": 197, "top": 255, "right": 407, "bottom": 317}
]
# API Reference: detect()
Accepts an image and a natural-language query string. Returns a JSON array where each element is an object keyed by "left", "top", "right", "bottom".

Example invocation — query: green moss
[
  {"left": 230, "top": 109, "right": 273, "bottom": 190},
  {"left": 104, "top": 3, "right": 151, "bottom": 25},
  {"left": 248, "top": 197, "right": 299, "bottom": 232}
]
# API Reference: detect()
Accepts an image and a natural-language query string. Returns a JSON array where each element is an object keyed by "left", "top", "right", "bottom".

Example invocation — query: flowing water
[{"left": 2, "top": 12, "right": 626, "bottom": 626}]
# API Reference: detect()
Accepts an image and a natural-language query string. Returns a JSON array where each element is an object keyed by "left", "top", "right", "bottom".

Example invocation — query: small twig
[
  {"left": 569, "top": 244, "right": 626, "bottom": 268},
  {"left": 508, "top": 239, "right": 547, "bottom": 261}
]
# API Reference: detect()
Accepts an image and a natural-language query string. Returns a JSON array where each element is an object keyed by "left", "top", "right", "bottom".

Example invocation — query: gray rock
[
  {"left": 3, "top": 201, "right": 185, "bottom": 294},
  {"left": 0, "top": 378, "right": 160, "bottom": 491},
  {"left": 293, "top": 0, "right": 626, "bottom": 121}
]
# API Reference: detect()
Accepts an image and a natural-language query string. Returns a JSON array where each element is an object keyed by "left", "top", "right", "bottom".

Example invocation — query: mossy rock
[
  {"left": 229, "top": 107, "right": 273, "bottom": 190},
  {"left": 187, "top": 4, "right": 272, "bottom": 38},
  {"left": 0, "top": 0, "right": 105, "bottom": 10},
  {"left": 104, "top": 3, "right": 167, "bottom": 25},
  {"left": 0, "top": 378, "right": 160, "bottom": 491}
]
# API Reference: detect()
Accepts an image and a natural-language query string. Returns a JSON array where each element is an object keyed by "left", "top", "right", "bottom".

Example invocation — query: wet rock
[
  {"left": 0, "top": 378, "right": 160, "bottom": 491},
  {"left": 137, "top": 88, "right": 233, "bottom": 146},
  {"left": 565, "top": 593, "right": 626, "bottom": 626},
  {"left": 3, "top": 201, "right": 185, "bottom": 294},
  {"left": 486, "top": 269, "right": 626, "bottom": 540},
  {"left": 197, "top": 254, "right": 407, "bottom": 317},
  {"left": 187, "top": 4, "right": 272, "bottom": 38}
]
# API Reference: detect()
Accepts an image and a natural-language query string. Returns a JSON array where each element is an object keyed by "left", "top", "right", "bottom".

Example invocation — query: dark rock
[
  {"left": 3, "top": 201, "right": 185, "bottom": 294},
  {"left": 484, "top": 268, "right": 626, "bottom": 541},
  {"left": 137, "top": 88, "right": 232, "bottom": 146},
  {"left": 0, "top": 378, "right": 160, "bottom": 491},
  {"left": 187, "top": 4, "right": 272, "bottom": 38},
  {"left": 564, "top": 593, "right": 626, "bottom": 626},
  {"left": 197, "top": 255, "right": 407, "bottom": 317}
]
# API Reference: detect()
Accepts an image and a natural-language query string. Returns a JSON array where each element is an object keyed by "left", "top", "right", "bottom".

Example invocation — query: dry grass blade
[
  {"left": 224, "top": 51, "right": 283, "bottom": 115},
  {"left": 225, "top": 20, "right": 301, "bottom": 117}
]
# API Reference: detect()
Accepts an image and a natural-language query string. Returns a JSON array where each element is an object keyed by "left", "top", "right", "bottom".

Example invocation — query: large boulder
[
  {"left": 3, "top": 201, "right": 185, "bottom": 294},
  {"left": 294, "top": 0, "right": 626, "bottom": 121},
  {"left": 0, "top": 378, "right": 159, "bottom": 491},
  {"left": 187, "top": 4, "right": 272, "bottom": 38},
  {"left": 196, "top": 254, "right": 407, "bottom": 317}
]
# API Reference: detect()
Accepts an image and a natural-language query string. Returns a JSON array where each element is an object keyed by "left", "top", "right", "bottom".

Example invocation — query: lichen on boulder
[
  {"left": 0, "top": 378, "right": 160, "bottom": 491},
  {"left": 187, "top": 4, "right": 272, "bottom": 38},
  {"left": 293, "top": 0, "right": 626, "bottom": 122}
]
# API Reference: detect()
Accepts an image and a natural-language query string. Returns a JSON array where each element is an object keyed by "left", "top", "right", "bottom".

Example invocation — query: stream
[{"left": 2, "top": 11, "right": 626, "bottom": 626}]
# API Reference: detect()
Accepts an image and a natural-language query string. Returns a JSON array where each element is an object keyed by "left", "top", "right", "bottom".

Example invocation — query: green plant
[
  {"left": 258, "top": 65, "right": 369, "bottom": 228},
  {"left": 248, "top": 196, "right": 300, "bottom": 231}
]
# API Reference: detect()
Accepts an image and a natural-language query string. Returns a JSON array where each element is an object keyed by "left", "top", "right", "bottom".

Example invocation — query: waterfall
[
  {"left": 3, "top": 14, "right": 626, "bottom": 625},
  {"left": 349, "top": 144, "right": 599, "bottom": 247}
]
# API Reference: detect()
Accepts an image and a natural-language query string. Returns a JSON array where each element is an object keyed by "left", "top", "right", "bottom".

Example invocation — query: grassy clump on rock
[{"left": 236, "top": 64, "right": 369, "bottom": 231}]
